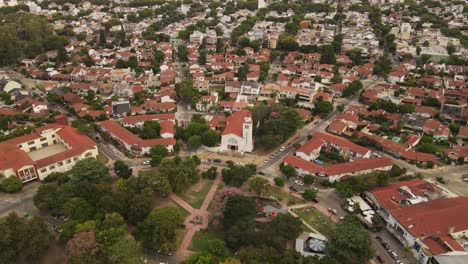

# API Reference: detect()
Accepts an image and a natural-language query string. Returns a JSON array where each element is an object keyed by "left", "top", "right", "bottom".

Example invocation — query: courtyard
[{"left": 27, "top": 144, "right": 68, "bottom": 161}]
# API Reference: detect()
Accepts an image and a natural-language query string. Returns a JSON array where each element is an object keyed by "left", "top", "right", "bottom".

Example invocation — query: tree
[
  {"left": 114, "top": 160, "right": 132, "bottom": 179},
  {"left": 274, "top": 177, "right": 285, "bottom": 187},
  {"left": 222, "top": 165, "right": 254, "bottom": 187},
  {"left": 269, "top": 213, "right": 302, "bottom": 240},
  {"left": 71, "top": 158, "right": 109, "bottom": 183},
  {"left": 416, "top": 46, "right": 421, "bottom": 56},
  {"left": 315, "top": 99, "right": 334, "bottom": 115},
  {"left": 141, "top": 120, "right": 161, "bottom": 139},
  {"left": 1, "top": 177, "right": 22, "bottom": 193},
  {"left": 158, "top": 156, "right": 199, "bottom": 193},
  {"left": 138, "top": 171, "right": 172, "bottom": 196},
  {"left": 449, "top": 123, "right": 460, "bottom": 135},
  {"left": 373, "top": 55, "right": 393, "bottom": 76},
  {"left": 342, "top": 80, "right": 363, "bottom": 97},
  {"left": 178, "top": 45, "right": 188, "bottom": 61},
  {"left": 446, "top": 43, "right": 455, "bottom": 55},
  {"left": 346, "top": 48, "right": 362, "bottom": 65},
  {"left": 107, "top": 238, "right": 145, "bottom": 264},
  {"left": 301, "top": 189, "right": 317, "bottom": 201},
  {"left": 201, "top": 129, "right": 220, "bottom": 147},
  {"left": 223, "top": 195, "right": 256, "bottom": 229},
  {"left": 150, "top": 155, "right": 163, "bottom": 167},
  {"left": 328, "top": 217, "right": 374, "bottom": 264},
  {"left": 303, "top": 174, "right": 315, "bottom": 185},
  {"left": 248, "top": 177, "right": 269, "bottom": 195},
  {"left": 150, "top": 145, "right": 168, "bottom": 157},
  {"left": 188, "top": 135, "right": 202, "bottom": 149},
  {"left": 178, "top": 79, "right": 199, "bottom": 105},
  {"left": 389, "top": 165, "right": 403, "bottom": 177},
  {"left": 202, "top": 167, "right": 218, "bottom": 180},
  {"left": 135, "top": 207, "right": 183, "bottom": 253},
  {"left": 63, "top": 197, "right": 95, "bottom": 221},
  {"left": 66, "top": 231, "right": 100, "bottom": 264},
  {"left": 320, "top": 45, "right": 336, "bottom": 64},
  {"left": 280, "top": 164, "right": 296, "bottom": 178}
]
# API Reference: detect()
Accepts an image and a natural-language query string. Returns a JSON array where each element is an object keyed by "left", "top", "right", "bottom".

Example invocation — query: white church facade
[{"left": 220, "top": 109, "right": 254, "bottom": 153}]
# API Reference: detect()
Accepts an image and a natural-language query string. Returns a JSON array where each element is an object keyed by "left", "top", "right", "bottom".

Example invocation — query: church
[{"left": 220, "top": 109, "right": 254, "bottom": 153}]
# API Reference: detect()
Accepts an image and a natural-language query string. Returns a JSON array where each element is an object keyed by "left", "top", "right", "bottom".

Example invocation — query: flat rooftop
[{"left": 27, "top": 144, "right": 68, "bottom": 161}]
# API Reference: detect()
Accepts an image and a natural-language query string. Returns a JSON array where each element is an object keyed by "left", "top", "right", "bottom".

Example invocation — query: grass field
[
  {"left": 188, "top": 230, "right": 222, "bottom": 252},
  {"left": 181, "top": 179, "right": 214, "bottom": 209},
  {"left": 97, "top": 153, "right": 109, "bottom": 165},
  {"left": 267, "top": 186, "right": 303, "bottom": 206},
  {"left": 155, "top": 197, "right": 190, "bottom": 219},
  {"left": 294, "top": 207, "right": 335, "bottom": 237}
]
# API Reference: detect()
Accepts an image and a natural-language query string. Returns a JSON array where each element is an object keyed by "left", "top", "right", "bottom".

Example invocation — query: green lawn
[
  {"left": 97, "top": 153, "right": 109, "bottom": 165},
  {"left": 176, "top": 229, "right": 188, "bottom": 249},
  {"left": 268, "top": 186, "right": 303, "bottom": 206},
  {"left": 294, "top": 207, "right": 335, "bottom": 237},
  {"left": 181, "top": 179, "right": 214, "bottom": 209},
  {"left": 155, "top": 198, "right": 190, "bottom": 219},
  {"left": 188, "top": 230, "right": 221, "bottom": 252}
]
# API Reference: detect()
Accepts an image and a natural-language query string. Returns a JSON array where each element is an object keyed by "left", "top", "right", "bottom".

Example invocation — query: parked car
[
  {"left": 376, "top": 256, "right": 385, "bottom": 263},
  {"left": 375, "top": 236, "right": 383, "bottom": 242},
  {"left": 289, "top": 186, "right": 298, "bottom": 192},
  {"left": 389, "top": 251, "right": 398, "bottom": 260},
  {"left": 396, "top": 260, "right": 404, "bottom": 264},
  {"left": 142, "top": 160, "right": 150, "bottom": 165},
  {"left": 280, "top": 146, "right": 285, "bottom": 151},
  {"left": 294, "top": 180, "right": 304, "bottom": 186},
  {"left": 213, "top": 159, "right": 222, "bottom": 163},
  {"left": 381, "top": 242, "right": 390, "bottom": 251},
  {"left": 328, "top": 208, "right": 337, "bottom": 215}
]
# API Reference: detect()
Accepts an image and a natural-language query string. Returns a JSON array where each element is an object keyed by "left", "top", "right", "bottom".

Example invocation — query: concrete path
[{"left": 170, "top": 174, "right": 222, "bottom": 257}]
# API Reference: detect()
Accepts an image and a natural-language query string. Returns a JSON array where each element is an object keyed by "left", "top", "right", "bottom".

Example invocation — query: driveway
[{"left": 0, "top": 181, "right": 40, "bottom": 217}]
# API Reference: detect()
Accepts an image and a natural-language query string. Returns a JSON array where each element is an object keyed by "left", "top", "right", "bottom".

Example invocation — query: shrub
[
  {"left": 1, "top": 177, "right": 23, "bottom": 193},
  {"left": 274, "top": 177, "right": 285, "bottom": 187}
]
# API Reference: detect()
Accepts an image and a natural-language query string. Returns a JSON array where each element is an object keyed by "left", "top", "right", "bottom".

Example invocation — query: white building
[
  {"left": 220, "top": 109, "right": 254, "bottom": 153},
  {"left": 0, "top": 124, "right": 98, "bottom": 182}
]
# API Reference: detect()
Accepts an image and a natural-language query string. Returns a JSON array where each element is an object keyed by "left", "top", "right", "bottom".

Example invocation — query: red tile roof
[
  {"left": 222, "top": 109, "right": 251, "bottom": 138},
  {"left": 160, "top": 120, "right": 175, "bottom": 135},
  {"left": 314, "top": 132, "right": 371, "bottom": 156},
  {"left": 297, "top": 138, "right": 325, "bottom": 155},
  {"left": 0, "top": 124, "right": 96, "bottom": 172},
  {"left": 101, "top": 120, "right": 175, "bottom": 148},
  {"left": 371, "top": 179, "right": 438, "bottom": 211},
  {"left": 284, "top": 155, "right": 392, "bottom": 177},
  {"left": 390, "top": 197, "right": 468, "bottom": 238}
]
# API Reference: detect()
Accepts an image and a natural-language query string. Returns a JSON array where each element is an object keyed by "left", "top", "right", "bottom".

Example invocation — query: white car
[
  {"left": 142, "top": 160, "right": 150, "bottom": 165},
  {"left": 280, "top": 146, "right": 285, "bottom": 151},
  {"left": 328, "top": 208, "right": 337, "bottom": 215},
  {"left": 263, "top": 159, "right": 268, "bottom": 163},
  {"left": 294, "top": 180, "right": 304, "bottom": 186}
]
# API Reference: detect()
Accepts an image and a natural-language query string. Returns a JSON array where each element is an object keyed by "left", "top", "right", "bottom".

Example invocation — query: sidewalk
[{"left": 171, "top": 174, "right": 222, "bottom": 257}]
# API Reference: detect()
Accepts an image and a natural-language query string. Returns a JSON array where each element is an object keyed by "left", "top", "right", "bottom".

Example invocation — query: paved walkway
[{"left": 170, "top": 174, "right": 222, "bottom": 257}]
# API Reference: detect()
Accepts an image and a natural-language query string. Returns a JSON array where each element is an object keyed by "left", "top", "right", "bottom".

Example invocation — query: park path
[{"left": 170, "top": 174, "right": 222, "bottom": 257}]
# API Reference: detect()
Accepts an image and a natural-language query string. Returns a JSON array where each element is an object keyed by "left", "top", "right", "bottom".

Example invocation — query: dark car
[
  {"left": 289, "top": 186, "right": 298, "bottom": 192},
  {"left": 213, "top": 159, "right": 222, "bottom": 163},
  {"left": 381, "top": 242, "right": 390, "bottom": 251},
  {"left": 311, "top": 198, "right": 319, "bottom": 203},
  {"left": 375, "top": 236, "right": 383, "bottom": 242}
]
